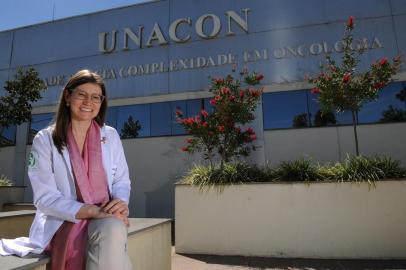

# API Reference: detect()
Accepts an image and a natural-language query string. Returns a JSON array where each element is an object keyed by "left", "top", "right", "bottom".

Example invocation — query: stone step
[
  {"left": 2, "top": 204, "right": 36, "bottom": 212},
  {"left": 0, "top": 211, "right": 172, "bottom": 270}
]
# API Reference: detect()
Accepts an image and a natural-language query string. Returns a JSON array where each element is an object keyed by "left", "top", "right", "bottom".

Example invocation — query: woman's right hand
[
  {"left": 75, "top": 204, "right": 129, "bottom": 226},
  {"left": 75, "top": 204, "right": 111, "bottom": 219}
]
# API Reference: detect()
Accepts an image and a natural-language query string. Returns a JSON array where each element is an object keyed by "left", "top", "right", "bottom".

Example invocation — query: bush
[
  {"left": 180, "top": 156, "right": 406, "bottom": 187},
  {"left": 328, "top": 155, "right": 406, "bottom": 183},
  {"left": 272, "top": 159, "right": 322, "bottom": 182},
  {"left": 0, "top": 175, "right": 12, "bottom": 186},
  {"left": 181, "top": 163, "right": 272, "bottom": 189}
]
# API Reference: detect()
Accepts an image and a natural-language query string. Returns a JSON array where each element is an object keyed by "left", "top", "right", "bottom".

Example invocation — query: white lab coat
[{"left": 0, "top": 125, "right": 131, "bottom": 256}]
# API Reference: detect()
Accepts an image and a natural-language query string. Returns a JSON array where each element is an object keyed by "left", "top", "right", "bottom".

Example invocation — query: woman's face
[{"left": 66, "top": 83, "right": 104, "bottom": 123}]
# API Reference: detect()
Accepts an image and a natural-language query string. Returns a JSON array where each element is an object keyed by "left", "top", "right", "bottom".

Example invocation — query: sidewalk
[{"left": 171, "top": 248, "right": 406, "bottom": 270}]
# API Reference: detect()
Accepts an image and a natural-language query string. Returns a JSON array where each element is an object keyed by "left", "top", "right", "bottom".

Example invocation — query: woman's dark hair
[{"left": 52, "top": 69, "right": 107, "bottom": 153}]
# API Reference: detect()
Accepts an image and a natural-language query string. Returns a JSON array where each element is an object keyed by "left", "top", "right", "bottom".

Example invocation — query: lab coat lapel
[{"left": 100, "top": 127, "right": 112, "bottom": 195}]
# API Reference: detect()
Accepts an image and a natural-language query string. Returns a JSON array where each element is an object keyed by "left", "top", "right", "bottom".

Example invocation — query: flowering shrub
[
  {"left": 176, "top": 71, "right": 263, "bottom": 166},
  {"left": 308, "top": 16, "right": 402, "bottom": 155}
]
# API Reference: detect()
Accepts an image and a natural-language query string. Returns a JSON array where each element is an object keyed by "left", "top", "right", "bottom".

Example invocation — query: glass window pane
[
  {"left": 307, "top": 91, "right": 338, "bottom": 127},
  {"left": 204, "top": 98, "right": 215, "bottom": 113},
  {"left": 187, "top": 99, "right": 203, "bottom": 117},
  {"left": 117, "top": 104, "right": 150, "bottom": 139},
  {"left": 106, "top": 106, "right": 118, "bottom": 128},
  {"left": 361, "top": 82, "right": 406, "bottom": 124},
  {"left": 0, "top": 125, "right": 16, "bottom": 147},
  {"left": 171, "top": 100, "right": 187, "bottom": 135},
  {"left": 151, "top": 102, "right": 171, "bottom": 136},
  {"left": 29, "top": 113, "right": 54, "bottom": 144},
  {"left": 308, "top": 91, "right": 352, "bottom": 126},
  {"left": 263, "top": 90, "right": 309, "bottom": 129}
]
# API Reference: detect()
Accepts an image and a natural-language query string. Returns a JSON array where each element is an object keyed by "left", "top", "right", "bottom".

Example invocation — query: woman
[{"left": 0, "top": 70, "right": 132, "bottom": 270}]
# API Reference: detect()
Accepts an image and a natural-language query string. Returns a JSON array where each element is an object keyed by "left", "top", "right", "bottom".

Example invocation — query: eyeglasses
[{"left": 72, "top": 89, "right": 105, "bottom": 104}]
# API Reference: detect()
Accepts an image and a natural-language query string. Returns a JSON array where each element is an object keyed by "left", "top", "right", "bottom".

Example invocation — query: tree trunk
[{"left": 351, "top": 110, "right": 360, "bottom": 156}]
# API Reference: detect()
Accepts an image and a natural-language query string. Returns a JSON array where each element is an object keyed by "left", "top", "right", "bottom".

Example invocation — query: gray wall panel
[
  {"left": 168, "top": 16, "right": 399, "bottom": 93},
  {"left": 28, "top": 45, "right": 170, "bottom": 106},
  {"left": 10, "top": 0, "right": 170, "bottom": 67},
  {"left": 390, "top": 0, "right": 406, "bottom": 15},
  {"left": 0, "top": 31, "right": 13, "bottom": 70}
]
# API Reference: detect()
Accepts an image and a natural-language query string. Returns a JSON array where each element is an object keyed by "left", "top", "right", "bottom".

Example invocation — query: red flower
[
  {"left": 256, "top": 74, "right": 264, "bottom": 81},
  {"left": 201, "top": 110, "right": 209, "bottom": 118},
  {"left": 181, "top": 117, "right": 195, "bottom": 125},
  {"left": 210, "top": 99, "right": 217, "bottom": 105},
  {"left": 229, "top": 95, "right": 236, "bottom": 101},
  {"left": 215, "top": 95, "right": 221, "bottom": 101},
  {"left": 239, "top": 90, "right": 245, "bottom": 98},
  {"left": 186, "top": 138, "right": 193, "bottom": 144},
  {"left": 213, "top": 77, "right": 224, "bottom": 84},
  {"left": 217, "top": 126, "right": 225, "bottom": 132},
  {"left": 181, "top": 146, "right": 189, "bottom": 152},
  {"left": 249, "top": 135, "right": 257, "bottom": 141},
  {"left": 373, "top": 82, "right": 385, "bottom": 90},
  {"left": 202, "top": 121, "right": 208, "bottom": 128},
  {"left": 342, "top": 73, "right": 351, "bottom": 83},
  {"left": 311, "top": 87, "right": 320, "bottom": 94},
  {"left": 347, "top": 16, "right": 354, "bottom": 28},
  {"left": 394, "top": 55, "right": 402, "bottom": 62},
  {"left": 175, "top": 109, "right": 183, "bottom": 117},
  {"left": 246, "top": 127, "right": 255, "bottom": 135},
  {"left": 221, "top": 87, "right": 231, "bottom": 95},
  {"left": 379, "top": 57, "right": 388, "bottom": 66},
  {"left": 250, "top": 89, "right": 260, "bottom": 97}
]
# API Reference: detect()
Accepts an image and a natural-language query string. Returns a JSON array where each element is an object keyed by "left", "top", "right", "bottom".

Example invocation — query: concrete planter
[
  {"left": 0, "top": 186, "right": 25, "bottom": 211},
  {"left": 175, "top": 180, "right": 406, "bottom": 259}
]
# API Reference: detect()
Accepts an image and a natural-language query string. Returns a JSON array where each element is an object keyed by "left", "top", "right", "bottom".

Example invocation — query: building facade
[{"left": 0, "top": 0, "right": 405, "bottom": 218}]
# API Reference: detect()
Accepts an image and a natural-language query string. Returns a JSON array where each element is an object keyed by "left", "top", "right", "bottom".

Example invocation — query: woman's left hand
[{"left": 101, "top": 199, "right": 129, "bottom": 216}]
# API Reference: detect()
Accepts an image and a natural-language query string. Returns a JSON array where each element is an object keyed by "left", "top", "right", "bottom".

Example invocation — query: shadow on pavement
[{"left": 178, "top": 253, "right": 406, "bottom": 270}]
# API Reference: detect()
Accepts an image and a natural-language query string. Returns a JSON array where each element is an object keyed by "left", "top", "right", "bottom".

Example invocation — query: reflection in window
[
  {"left": 263, "top": 90, "right": 308, "bottom": 129},
  {"left": 120, "top": 115, "right": 142, "bottom": 139},
  {"left": 117, "top": 104, "right": 150, "bottom": 138},
  {"left": 171, "top": 100, "right": 187, "bottom": 135},
  {"left": 0, "top": 125, "right": 16, "bottom": 147},
  {"left": 151, "top": 103, "right": 171, "bottom": 136},
  {"left": 308, "top": 92, "right": 347, "bottom": 126},
  {"left": 378, "top": 83, "right": 406, "bottom": 123},
  {"left": 106, "top": 107, "right": 117, "bottom": 128},
  {"left": 29, "top": 113, "right": 54, "bottom": 144},
  {"left": 263, "top": 82, "right": 406, "bottom": 130}
]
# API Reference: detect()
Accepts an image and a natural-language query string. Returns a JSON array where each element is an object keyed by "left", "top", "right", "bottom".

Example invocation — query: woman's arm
[
  {"left": 111, "top": 129, "right": 131, "bottom": 202},
  {"left": 29, "top": 130, "right": 83, "bottom": 222},
  {"left": 107, "top": 129, "right": 131, "bottom": 212}
]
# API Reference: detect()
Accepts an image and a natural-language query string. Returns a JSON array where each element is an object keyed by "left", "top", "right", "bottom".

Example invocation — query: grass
[{"left": 0, "top": 175, "right": 12, "bottom": 186}]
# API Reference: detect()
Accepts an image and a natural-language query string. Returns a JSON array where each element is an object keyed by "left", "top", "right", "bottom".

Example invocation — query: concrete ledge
[
  {"left": 1, "top": 215, "right": 171, "bottom": 270},
  {"left": 0, "top": 211, "right": 36, "bottom": 239},
  {"left": 175, "top": 180, "right": 406, "bottom": 259},
  {"left": 0, "top": 254, "right": 50, "bottom": 270},
  {"left": 2, "top": 204, "right": 36, "bottom": 212}
]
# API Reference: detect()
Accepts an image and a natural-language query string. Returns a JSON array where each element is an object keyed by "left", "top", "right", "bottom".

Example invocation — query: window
[
  {"left": 0, "top": 125, "right": 16, "bottom": 147},
  {"left": 263, "top": 82, "right": 406, "bottom": 130},
  {"left": 263, "top": 90, "right": 309, "bottom": 129},
  {"left": 117, "top": 104, "right": 150, "bottom": 139},
  {"left": 29, "top": 113, "right": 54, "bottom": 143},
  {"left": 151, "top": 103, "right": 171, "bottom": 136},
  {"left": 106, "top": 106, "right": 118, "bottom": 128}
]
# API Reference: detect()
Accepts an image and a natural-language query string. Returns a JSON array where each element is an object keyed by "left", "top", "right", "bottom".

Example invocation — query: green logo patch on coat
[{"left": 28, "top": 151, "right": 39, "bottom": 169}]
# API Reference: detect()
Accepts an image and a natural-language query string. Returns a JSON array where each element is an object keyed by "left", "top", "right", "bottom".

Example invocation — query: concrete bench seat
[{"left": 1, "top": 211, "right": 171, "bottom": 270}]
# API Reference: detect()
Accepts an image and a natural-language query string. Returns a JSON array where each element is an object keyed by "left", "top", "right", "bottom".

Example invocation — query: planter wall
[
  {"left": 175, "top": 180, "right": 406, "bottom": 259},
  {"left": 0, "top": 186, "right": 25, "bottom": 211}
]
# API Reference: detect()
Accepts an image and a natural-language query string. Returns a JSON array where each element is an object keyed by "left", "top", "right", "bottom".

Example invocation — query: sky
[{"left": 0, "top": 0, "right": 154, "bottom": 32}]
